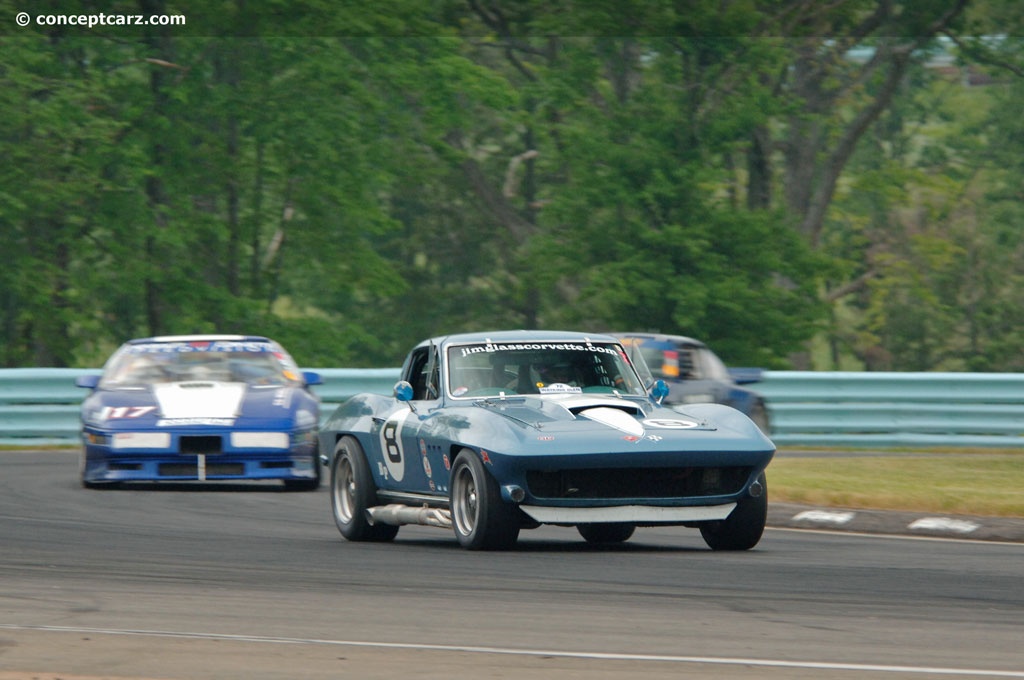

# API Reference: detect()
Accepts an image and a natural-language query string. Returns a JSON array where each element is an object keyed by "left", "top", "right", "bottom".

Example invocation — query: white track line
[{"left": 2, "top": 624, "right": 1022, "bottom": 677}]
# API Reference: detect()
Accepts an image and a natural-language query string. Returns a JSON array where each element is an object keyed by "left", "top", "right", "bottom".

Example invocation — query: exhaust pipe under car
[{"left": 367, "top": 504, "right": 452, "bottom": 529}]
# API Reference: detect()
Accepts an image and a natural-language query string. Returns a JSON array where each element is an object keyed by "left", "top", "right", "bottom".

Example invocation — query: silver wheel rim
[
  {"left": 333, "top": 455, "right": 355, "bottom": 524},
  {"left": 452, "top": 464, "right": 478, "bottom": 537}
]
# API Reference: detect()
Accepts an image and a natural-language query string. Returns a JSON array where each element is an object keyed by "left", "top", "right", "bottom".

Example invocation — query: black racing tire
[
  {"left": 79, "top": 449, "right": 93, "bottom": 488},
  {"left": 577, "top": 522, "right": 636, "bottom": 544},
  {"left": 699, "top": 473, "right": 768, "bottom": 551},
  {"left": 450, "top": 448, "right": 520, "bottom": 550},
  {"left": 283, "top": 450, "right": 321, "bottom": 491},
  {"left": 283, "top": 476, "right": 320, "bottom": 491},
  {"left": 330, "top": 436, "right": 398, "bottom": 542},
  {"left": 79, "top": 449, "right": 117, "bottom": 489},
  {"left": 81, "top": 479, "right": 119, "bottom": 490}
]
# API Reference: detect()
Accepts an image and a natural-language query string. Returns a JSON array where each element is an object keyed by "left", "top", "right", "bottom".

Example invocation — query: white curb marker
[
  {"left": 908, "top": 517, "right": 980, "bottom": 534},
  {"left": 793, "top": 510, "right": 856, "bottom": 526}
]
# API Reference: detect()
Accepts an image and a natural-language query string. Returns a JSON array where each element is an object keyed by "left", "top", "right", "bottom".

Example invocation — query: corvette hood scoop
[
  {"left": 551, "top": 394, "right": 645, "bottom": 417},
  {"left": 477, "top": 393, "right": 651, "bottom": 435},
  {"left": 152, "top": 381, "right": 246, "bottom": 419},
  {"left": 574, "top": 405, "right": 645, "bottom": 436},
  {"left": 548, "top": 395, "right": 646, "bottom": 436}
]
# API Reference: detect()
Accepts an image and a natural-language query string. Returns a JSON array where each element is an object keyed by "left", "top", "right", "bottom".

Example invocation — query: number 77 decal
[{"left": 101, "top": 406, "right": 157, "bottom": 420}]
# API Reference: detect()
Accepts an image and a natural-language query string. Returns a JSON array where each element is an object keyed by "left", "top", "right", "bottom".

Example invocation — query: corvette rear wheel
[
  {"left": 577, "top": 522, "right": 635, "bottom": 544},
  {"left": 450, "top": 449, "right": 519, "bottom": 550},
  {"left": 699, "top": 473, "right": 767, "bottom": 551},
  {"left": 331, "top": 436, "right": 398, "bottom": 542}
]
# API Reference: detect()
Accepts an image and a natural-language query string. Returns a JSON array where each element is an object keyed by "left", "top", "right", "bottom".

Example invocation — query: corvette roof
[
  {"left": 608, "top": 332, "right": 706, "bottom": 348},
  {"left": 127, "top": 334, "right": 272, "bottom": 344},
  {"left": 425, "top": 330, "right": 622, "bottom": 346}
]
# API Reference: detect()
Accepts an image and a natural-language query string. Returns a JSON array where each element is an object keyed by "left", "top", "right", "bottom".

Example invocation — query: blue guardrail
[{"left": 1, "top": 368, "right": 1023, "bottom": 449}]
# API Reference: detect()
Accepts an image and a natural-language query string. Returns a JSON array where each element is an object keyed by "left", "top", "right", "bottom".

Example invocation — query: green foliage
[
  {"left": 1, "top": 2, "right": 1021, "bottom": 374},
  {"left": 819, "top": 34, "right": 1024, "bottom": 371}
]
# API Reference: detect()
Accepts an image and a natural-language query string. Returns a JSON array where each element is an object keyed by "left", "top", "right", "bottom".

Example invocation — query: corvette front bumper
[{"left": 517, "top": 502, "right": 737, "bottom": 524}]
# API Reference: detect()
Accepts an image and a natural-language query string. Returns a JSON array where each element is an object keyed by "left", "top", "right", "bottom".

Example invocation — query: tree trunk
[{"left": 141, "top": 0, "right": 173, "bottom": 335}]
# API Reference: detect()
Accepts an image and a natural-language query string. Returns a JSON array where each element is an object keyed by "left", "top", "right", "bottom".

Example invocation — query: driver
[{"left": 536, "top": 360, "right": 579, "bottom": 387}]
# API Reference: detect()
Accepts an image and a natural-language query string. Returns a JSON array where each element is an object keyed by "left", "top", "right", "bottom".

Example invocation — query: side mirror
[
  {"left": 75, "top": 375, "right": 100, "bottom": 389},
  {"left": 650, "top": 379, "right": 669, "bottom": 404},
  {"left": 302, "top": 371, "right": 323, "bottom": 386},
  {"left": 394, "top": 380, "right": 414, "bottom": 402}
]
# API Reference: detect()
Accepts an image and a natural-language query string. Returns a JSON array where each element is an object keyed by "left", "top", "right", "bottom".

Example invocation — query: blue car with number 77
[
  {"left": 320, "top": 330, "right": 774, "bottom": 550},
  {"left": 76, "top": 335, "right": 322, "bottom": 490}
]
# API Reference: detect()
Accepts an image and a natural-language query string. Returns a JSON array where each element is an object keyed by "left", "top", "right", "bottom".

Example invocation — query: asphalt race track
[{"left": 1, "top": 450, "right": 1022, "bottom": 680}]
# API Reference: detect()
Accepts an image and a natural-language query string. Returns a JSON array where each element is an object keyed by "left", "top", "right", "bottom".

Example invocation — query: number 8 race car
[{"left": 320, "top": 330, "right": 775, "bottom": 550}]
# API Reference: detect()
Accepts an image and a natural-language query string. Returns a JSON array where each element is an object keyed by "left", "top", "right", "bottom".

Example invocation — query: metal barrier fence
[
  {"left": 0, "top": 368, "right": 400, "bottom": 446},
  {"left": 758, "top": 370, "right": 1024, "bottom": 449},
  {"left": 1, "top": 368, "right": 1023, "bottom": 449}
]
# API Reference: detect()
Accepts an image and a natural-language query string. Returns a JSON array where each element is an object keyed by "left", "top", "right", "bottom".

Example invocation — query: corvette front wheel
[
  {"left": 450, "top": 449, "right": 519, "bottom": 550},
  {"left": 331, "top": 436, "right": 398, "bottom": 542},
  {"left": 699, "top": 473, "right": 767, "bottom": 551}
]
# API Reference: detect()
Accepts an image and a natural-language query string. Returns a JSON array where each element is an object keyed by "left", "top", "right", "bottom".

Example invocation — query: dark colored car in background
[{"left": 610, "top": 333, "right": 772, "bottom": 435}]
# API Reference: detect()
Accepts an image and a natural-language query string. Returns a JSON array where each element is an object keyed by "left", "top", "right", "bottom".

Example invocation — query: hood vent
[
  {"left": 574, "top": 405, "right": 645, "bottom": 437},
  {"left": 566, "top": 403, "right": 641, "bottom": 417}
]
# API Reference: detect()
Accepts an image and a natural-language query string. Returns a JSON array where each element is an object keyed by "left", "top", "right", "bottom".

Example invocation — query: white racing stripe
[
  {"left": 153, "top": 382, "right": 246, "bottom": 419},
  {"left": 577, "top": 406, "right": 646, "bottom": 436},
  {"left": 2, "top": 624, "right": 1022, "bottom": 677}
]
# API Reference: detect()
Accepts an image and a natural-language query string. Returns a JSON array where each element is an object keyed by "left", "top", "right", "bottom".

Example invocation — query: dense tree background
[{"left": 1, "top": 0, "right": 1022, "bottom": 370}]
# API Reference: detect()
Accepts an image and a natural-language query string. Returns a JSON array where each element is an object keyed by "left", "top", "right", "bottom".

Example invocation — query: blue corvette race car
[
  {"left": 76, "top": 335, "right": 322, "bottom": 490},
  {"left": 321, "top": 330, "right": 775, "bottom": 550}
]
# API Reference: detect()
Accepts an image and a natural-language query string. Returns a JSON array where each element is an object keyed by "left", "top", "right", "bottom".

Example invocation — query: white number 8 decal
[
  {"left": 379, "top": 409, "right": 410, "bottom": 481},
  {"left": 383, "top": 420, "right": 402, "bottom": 463}
]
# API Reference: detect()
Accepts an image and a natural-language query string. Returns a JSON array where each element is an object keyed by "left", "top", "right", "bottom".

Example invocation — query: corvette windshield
[
  {"left": 101, "top": 342, "right": 302, "bottom": 387},
  {"left": 446, "top": 341, "right": 646, "bottom": 398}
]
